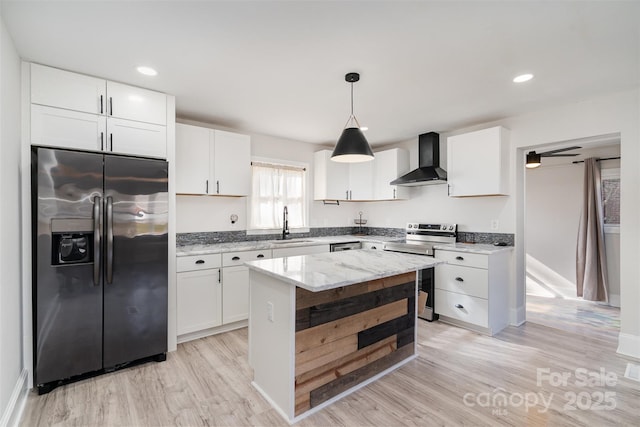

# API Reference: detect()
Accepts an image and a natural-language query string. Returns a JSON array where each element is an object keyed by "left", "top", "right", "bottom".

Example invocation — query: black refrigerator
[{"left": 32, "top": 146, "right": 168, "bottom": 393}]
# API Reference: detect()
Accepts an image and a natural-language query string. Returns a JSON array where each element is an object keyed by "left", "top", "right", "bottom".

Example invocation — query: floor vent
[{"left": 624, "top": 363, "right": 640, "bottom": 382}]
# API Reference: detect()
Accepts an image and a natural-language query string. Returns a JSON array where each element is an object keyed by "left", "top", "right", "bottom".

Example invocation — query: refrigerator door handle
[
  {"left": 106, "top": 196, "right": 114, "bottom": 284},
  {"left": 93, "top": 196, "right": 102, "bottom": 286}
]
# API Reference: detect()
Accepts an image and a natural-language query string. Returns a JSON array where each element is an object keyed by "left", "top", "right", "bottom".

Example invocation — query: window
[
  {"left": 601, "top": 168, "right": 620, "bottom": 233},
  {"left": 249, "top": 160, "right": 307, "bottom": 231}
]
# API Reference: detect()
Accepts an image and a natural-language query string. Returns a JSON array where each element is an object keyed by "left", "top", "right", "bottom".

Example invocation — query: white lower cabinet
[
  {"left": 177, "top": 249, "right": 273, "bottom": 342},
  {"left": 221, "top": 249, "right": 272, "bottom": 324},
  {"left": 176, "top": 254, "right": 222, "bottom": 336},
  {"left": 434, "top": 248, "right": 510, "bottom": 335},
  {"left": 222, "top": 266, "right": 250, "bottom": 324}
]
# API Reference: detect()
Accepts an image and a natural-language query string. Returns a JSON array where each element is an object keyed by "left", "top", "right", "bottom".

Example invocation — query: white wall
[
  {"left": 361, "top": 89, "right": 640, "bottom": 358},
  {"left": 525, "top": 146, "right": 621, "bottom": 306},
  {"left": 176, "top": 119, "right": 359, "bottom": 234},
  {"left": 0, "top": 11, "right": 26, "bottom": 427}
]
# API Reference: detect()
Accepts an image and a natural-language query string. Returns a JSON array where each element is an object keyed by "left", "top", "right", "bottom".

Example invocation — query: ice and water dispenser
[{"left": 50, "top": 219, "right": 94, "bottom": 266}]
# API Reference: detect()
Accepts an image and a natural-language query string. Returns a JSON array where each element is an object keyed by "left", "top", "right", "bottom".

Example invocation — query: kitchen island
[{"left": 245, "top": 250, "right": 443, "bottom": 423}]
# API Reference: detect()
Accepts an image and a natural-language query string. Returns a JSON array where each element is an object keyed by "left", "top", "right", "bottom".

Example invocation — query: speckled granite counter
[
  {"left": 176, "top": 235, "right": 402, "bottom": 256},
  {"left": 245, "top": 249, "right": 442, "bottom": 292},
  {"left": 433, "top": 242, "right": 514, "bottom": 255}
]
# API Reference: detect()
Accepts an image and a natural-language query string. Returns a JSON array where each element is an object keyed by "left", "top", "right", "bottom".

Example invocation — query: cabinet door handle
[
  {"left": 206, "top": 180, "right": 209, "bottom": 193},
  {"left": 218, "top": 269, "right": 221, "bottom": 283},
  {"left": 455, "top": 304, "right": 464, "bottom": 309},
  {"left": 109, "top": 133, "right": 113, "bottom": 151},
  {"left": 346, "top": 190, "right": 349, "bottom": 200},
  {"left": 216, "top": 180, "right": 220, "bottom": 194},
  {"left": 456, "top": 256, "right": 464, "bottom": 261},
  {"left": 195, "top": 260, "right": 205, "bottom": 264},
  {"left": 232, "top": 256, "right": 240, "bottom": 261},
  {"left": 100, "top": 95, "right": 104, "bottom": 114},
  {"left": 100, "top": 132, "right": 104, "bottom": 151},
  {"left": 455, "top": 277, "right": 464, "bottom": 282},
  {"left": 109, "top": 97, "right": 113, "bottom": 116},
  {"left": 393, "top": 188, "right": 396, "bottom": 199},
  {"left": 257, "top": 254, "right": 265, "bottom": 258},
  {"left": 350, "top": 190, "right": 352, "bottom": 200},
  {"left": 371, "top": 246, "right": 377, "bottom": 250}
]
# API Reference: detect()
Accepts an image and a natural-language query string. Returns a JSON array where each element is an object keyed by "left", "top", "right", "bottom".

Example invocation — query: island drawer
[
  {"left": 177, "top": 254, "right": 222, "bottom": 272},
  {"left": 222, "top": 249, "right": 272, "bottom": 267},
  {"left": 435, "top": 250, "right": 488, "bottom": 269},
  {"left": 435, "top": 264, "right": 489, "bottom": 299},
  {"left": 435, "top": 289, "right": 488, "bottom": 328}
]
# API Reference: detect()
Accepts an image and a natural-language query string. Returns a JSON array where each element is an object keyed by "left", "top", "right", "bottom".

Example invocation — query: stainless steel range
[{"left": 384, "top": 223, "right": 457, "bottom": 321}]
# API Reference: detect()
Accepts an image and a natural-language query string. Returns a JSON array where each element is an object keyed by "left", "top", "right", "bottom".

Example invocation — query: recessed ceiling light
[
  {"left": 513, "top": 73, "right": 534, "bottom": 83},
  {"left": 137, "top": 66, "right": 157, "bottom": 76}
]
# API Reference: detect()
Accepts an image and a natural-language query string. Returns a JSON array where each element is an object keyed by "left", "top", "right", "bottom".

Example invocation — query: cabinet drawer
[
  {"left": 435, "top": 264, "right": 488, "bottom": 299},
  {"left": 222, "top": 249, "right": 272, "bottom": 267},
  {"left": 177, "top": 254, "right": 222, "bottom": 272},
  {"left": 435, "top": 289, "right": 488, "bottom": 328},
  {"left": 435, "top": 250, "right": 488, "bottom": 269}
]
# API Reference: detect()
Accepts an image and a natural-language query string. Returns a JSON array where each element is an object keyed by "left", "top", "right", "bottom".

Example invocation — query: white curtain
[
  {"left": 576, "top": 158, "right": 609, "bottom": 302},
  {"left": 249, "top": 164, "right": 306, "bottom": 229}
]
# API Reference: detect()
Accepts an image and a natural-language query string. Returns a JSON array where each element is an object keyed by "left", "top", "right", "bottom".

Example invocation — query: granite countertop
[
  {"left": 433, "top": 242, "right": 514, "bottom": 255},
  {"left": 176, "top": 235, "right": 403, "bottom": 256},
  {"left": 245, "top": 250, "right": 443, "bottom": 292}
]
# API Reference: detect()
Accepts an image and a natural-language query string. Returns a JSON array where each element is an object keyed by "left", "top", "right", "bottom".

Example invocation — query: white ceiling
[{"left": 2, "top": 1, "right": 639, "bottom": 146}]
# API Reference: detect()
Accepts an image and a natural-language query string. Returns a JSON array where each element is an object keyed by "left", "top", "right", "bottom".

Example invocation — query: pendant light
[
  {"left": 331, "top": 72, "right": 374, "bottom": 163},
  {"left": 526, "top": 151, "right": 541, "bottom": 169}
]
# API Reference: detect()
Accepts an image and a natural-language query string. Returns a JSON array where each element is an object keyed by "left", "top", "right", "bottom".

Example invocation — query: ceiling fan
[{"left": 526, "top": 146, "right": 581, "bottom": 169}]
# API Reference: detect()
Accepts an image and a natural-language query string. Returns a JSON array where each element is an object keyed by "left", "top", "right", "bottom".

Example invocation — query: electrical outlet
[
  {"left": 267, "top": 301, "right": 274, "bottom": 322},
  {"left": 491, "top": 220, "right": 499, "bottom": 230}
]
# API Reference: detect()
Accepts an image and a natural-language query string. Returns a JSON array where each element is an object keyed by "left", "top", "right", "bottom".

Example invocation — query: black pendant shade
[
  {"left": 331, "top": 127, "right": 374, "bottom": 163},
  {"left": 331, "top": 72, "right": 374, "bottom": 163},
  {"left": 526, "top": 151, "right": 541, "bottom": 169}
]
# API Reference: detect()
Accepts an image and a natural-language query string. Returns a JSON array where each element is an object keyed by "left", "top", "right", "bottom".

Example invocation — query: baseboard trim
[
  {"left": 510, "top": 305, "right": 526, "bottom": 326},
  {"left": 617, "top": 332, "right": 640, "bottom": 360},
  {"left": 0, "top": 369, "right": 28, "bottom": 427},
  {"left": 177, "top": 320, "right": 248, "bottom": 344},
  {"left": 608, "top": 294, "right": 620, "bottom": 308}
]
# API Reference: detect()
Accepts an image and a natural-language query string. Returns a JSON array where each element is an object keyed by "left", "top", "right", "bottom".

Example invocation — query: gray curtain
[{"left": 576, "top": 158, "right": 609, "bottom": 302}]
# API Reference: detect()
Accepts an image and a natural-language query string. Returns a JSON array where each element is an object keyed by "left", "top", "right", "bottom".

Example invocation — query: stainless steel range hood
[{"left": 390, "top": 132, "right": 447, "bottom": 186}]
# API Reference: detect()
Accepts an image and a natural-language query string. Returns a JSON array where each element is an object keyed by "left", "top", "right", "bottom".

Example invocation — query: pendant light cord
[{"left": 344, "top": 81, "right": 361, "bottom": 128}]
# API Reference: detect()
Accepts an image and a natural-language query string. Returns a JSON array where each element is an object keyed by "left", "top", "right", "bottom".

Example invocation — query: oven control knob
[
  {"left": 441, "top": 225, "right": 446, "bottom": 230},
  {"left": 408, "top": 224, "right": 413, "bottom": 229},
  {"left": 449, "top": 225, "right": 454, "bottom": 230}
]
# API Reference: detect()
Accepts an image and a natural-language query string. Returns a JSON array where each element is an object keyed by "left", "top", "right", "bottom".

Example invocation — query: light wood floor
[
  {"left": 526, "top": 295, "right": 620, "bottom": 344},
  {"left": 21, "top": 321, "right": 639, "bottom": 426}
]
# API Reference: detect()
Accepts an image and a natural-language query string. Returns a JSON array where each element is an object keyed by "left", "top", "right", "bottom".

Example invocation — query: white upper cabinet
[
  {"left": 373, "top": 148, "right": 410, "bottom": 200},
  {"left": 348, "top": 161, "right": 374, "bottom": 200},
  {"left": 29, "top": 63, "right": 168, "bottom": 158},
  {"left": 175, "top": 123, "right": 251, "bottom": 196},
  {"left": 31, "top": 63, "right": 105, "bottom": 115},
  {"left": 314, "top": 150, "right": 350, "bottom": 200},
  {"left": 106, "top": 81, "right": 166, "bottom": 125},
  {"left": 213, "top": 130, "right": 251, "bottom": 196},
  {"left": 447, "top": 126, "right": 510, "bottom": 197},
  {"left": 314, "top": 148, "right": 410, "bottom": 201},
  {"left": 30, "top": 105, "right": 106, "bottom": 151},
  {"left": 175, "top": 124, "right": 211, "bottom": 194},
  {"left": 107, "top": 118, "right": 167, "bottom": 158}
]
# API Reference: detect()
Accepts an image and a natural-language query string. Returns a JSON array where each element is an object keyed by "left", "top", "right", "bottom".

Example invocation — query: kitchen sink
[{"left": 270, "top": 239, "right": 313, "bottom": 244}]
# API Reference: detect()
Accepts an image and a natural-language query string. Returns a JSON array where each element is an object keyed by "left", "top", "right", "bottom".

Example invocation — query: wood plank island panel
[{"left": 294, "top": 273, "right": 416, "bottom": 416}]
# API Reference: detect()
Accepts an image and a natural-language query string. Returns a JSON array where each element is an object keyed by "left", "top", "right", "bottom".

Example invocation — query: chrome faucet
[{"left": 282, "top": 206, "right": 290, "bottom": 240}]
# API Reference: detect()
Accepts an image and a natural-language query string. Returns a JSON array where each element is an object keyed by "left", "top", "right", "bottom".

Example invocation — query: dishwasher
[{"left": 330, "top": 241, "right": 362, "bottom": 252}]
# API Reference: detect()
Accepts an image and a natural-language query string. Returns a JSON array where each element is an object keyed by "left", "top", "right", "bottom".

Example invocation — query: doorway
[{"left": 524, "top": 139, "right": 621, "bottom": 343}]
